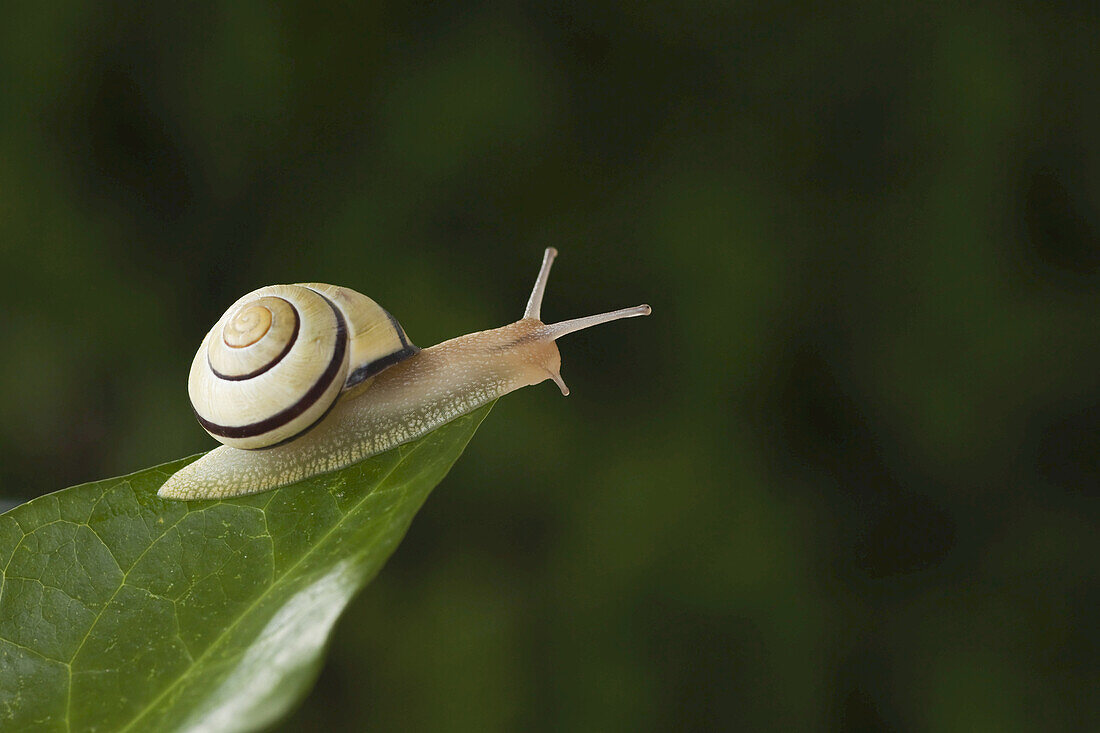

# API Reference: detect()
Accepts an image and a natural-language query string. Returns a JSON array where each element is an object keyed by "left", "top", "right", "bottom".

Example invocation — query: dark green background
[{"left": 1, "top": 2, "right": 1097, "bottom": 731}]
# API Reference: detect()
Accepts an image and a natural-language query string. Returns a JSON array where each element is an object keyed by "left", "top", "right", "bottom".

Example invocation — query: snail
[{"left": 158, "top": 248, "right": 651, "bottom": 500}]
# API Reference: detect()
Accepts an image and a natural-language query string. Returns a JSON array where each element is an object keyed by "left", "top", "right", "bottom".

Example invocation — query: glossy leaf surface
[{"left": 0, "top": 404, "right": 493, "bottom": 732}]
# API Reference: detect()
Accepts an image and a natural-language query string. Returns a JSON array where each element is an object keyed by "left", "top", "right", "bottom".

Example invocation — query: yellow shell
[{"left": 188, "top": 283, "right": 417, "bottom": 449}]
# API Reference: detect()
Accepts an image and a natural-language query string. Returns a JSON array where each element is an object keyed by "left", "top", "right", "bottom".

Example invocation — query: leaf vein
[
  {"left": 62, "top": 507, "right": 193, "bottom": 725},
  {"left": 0, "top": 636, "right": 69, "bottom": 667},
  {"left": 117, "top": 449, "right": 422, "bottom": 732}
]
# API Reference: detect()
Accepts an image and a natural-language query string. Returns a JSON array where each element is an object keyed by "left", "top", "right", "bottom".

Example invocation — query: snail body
[{"left": 159, "top": 249, "right": 650, "bottom": 500}]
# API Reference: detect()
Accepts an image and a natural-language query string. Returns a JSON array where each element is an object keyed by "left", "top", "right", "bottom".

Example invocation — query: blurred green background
[{"left": 1, "top": 2, "right": 1097, "bottom": 731}]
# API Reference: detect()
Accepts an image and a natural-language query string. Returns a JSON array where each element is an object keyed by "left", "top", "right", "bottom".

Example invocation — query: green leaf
[{"left": 0, "top": 403, "right": 494, "bottom": 733}]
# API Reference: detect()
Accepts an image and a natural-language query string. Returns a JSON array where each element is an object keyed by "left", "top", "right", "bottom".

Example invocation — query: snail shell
[{"left": 188, "top": 283, "right": 417, "bottom": 449}]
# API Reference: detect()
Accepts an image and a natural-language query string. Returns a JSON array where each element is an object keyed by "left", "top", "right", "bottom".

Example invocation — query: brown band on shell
[
  {"left": 345, "top": 342, "right": 420, "bottom": 389},
  {"left": 195, "top": 296, "right": 348, "bottom": 441},
  {"left": 383, "top": 307, "right": 412, "bottom": 349},
  {"left": 339, "top": 303, "right": 419, "bottom": 389},
  {"left": 209, "top": 299, "right": 301, "bottom": 382}
]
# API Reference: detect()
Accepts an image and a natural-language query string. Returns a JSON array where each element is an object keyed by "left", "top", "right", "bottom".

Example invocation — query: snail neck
[{"left": 364, "top": 318, "right": 562, "bottom": 408}]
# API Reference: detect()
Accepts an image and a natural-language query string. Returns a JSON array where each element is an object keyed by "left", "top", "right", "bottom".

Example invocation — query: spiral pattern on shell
[{"left": 188, "top": 283, "right": 417, "bottom": 450}]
